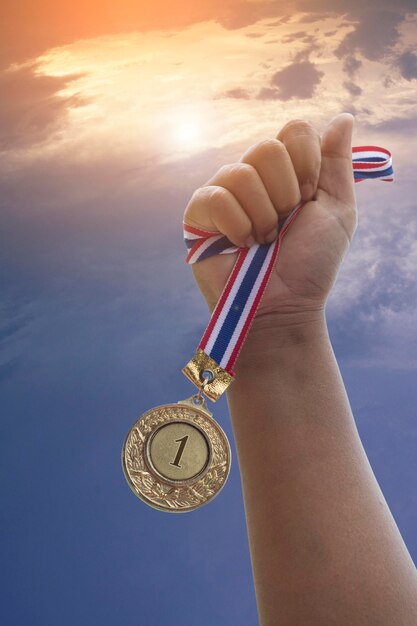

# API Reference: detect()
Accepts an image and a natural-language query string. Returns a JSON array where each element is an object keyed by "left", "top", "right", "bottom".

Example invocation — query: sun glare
[
  {"left": 173, "top": 115, "right": 204, "bottom": 148},
  {"left": 177, "top": 122, "right": 200, "bottom": 142}
]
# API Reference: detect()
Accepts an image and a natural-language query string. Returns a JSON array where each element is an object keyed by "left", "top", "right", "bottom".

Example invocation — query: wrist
[{"left": 232, "top": 307, "right": 329, "bottom": 373}]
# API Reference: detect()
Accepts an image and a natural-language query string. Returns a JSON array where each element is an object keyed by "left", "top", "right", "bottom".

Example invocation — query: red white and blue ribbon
[{"left": 183, "top": 146, "right": 393, "bottom": 378}]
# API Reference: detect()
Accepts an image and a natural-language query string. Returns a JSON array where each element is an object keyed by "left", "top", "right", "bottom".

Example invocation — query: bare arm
[
  {"left": 226, "top": 310, "right": 417, "bottom": 626},
  {"left": 184, "top": 112, "right": 417, "bottom": 625}
]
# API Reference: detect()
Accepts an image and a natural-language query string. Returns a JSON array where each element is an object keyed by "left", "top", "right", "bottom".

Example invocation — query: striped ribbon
[{"left": 183, "top": 145, "right": 393, "bottom": 380}]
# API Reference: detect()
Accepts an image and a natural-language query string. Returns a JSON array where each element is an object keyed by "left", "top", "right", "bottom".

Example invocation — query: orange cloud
[
  {"left": 0, "top": 0, "right": 291, "bottom": 70},
  {"left": 0, "top": 62, "right": 88, "bottom": 150}
]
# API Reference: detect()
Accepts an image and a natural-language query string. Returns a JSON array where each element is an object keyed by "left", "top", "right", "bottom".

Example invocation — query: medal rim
[{"left": 121, "top": 400, "right": 232, "bottom": 514}]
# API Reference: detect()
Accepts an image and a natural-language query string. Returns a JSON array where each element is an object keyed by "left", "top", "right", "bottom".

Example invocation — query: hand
[{"left": 183, "top": 113, "right": 358, "bottom": 327}]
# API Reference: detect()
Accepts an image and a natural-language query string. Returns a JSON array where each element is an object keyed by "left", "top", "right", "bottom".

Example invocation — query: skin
[{"left": 183, "top": 113, "right": 417, "bottom": 625}]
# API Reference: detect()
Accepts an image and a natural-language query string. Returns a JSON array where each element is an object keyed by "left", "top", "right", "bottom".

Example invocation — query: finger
[
  {"left": 238, "top": 139, "right": 302, "bottom": 217},
  {"left": 317, "top": 112, "right": 356, "bottom": 209},
  {"left": 203, "top": 162, "right": 279, "bottom": 244},
  {"left": 183, "top": 185, "right": 253, "bottom": 248},
  {"left": 276, "top": 119, "right": 321, "bottom": 203}
]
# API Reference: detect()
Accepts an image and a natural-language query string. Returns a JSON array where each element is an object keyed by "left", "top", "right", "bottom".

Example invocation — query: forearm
[{"left": 226, "top": 310, "right": 417, "bottom": 626}]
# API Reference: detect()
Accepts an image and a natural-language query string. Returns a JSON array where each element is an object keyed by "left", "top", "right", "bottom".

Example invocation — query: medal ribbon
[{"left": 182, "top": 145, "right": 393, "bottom": 400}]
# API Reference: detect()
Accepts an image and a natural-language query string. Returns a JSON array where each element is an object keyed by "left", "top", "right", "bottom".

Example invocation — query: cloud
[
  {"left": 256, "top": 87, "right": 282, "bottom": 100},
  {"left": 2, "top": 0, "right": 414, "bottom": 70},
  {"left": 296, "top": 0, "right": 416, "bottom": 13},
  {"left": 281, "top": 30, "right": 309, "bottom": 43},
  {"left": 0, "top": 143, "right": 201, "bottom": 390},
  {"left": 0, "top": 62, "right": 88, "bottom": 151},
  {"left": 214, "top": 56, "right": 324, "bottom": 102},
  {"left": 361, "top": 115, "right": 417, "bottom": 133},
  {"left": 257, "top": 60, "right": 324, "bottom": 100},
  {"left": 0, "top": 1, "right": 291, "bottom": 70},
  {"left": 342, "top": 55, "right": 363, "bottom": 78},
  {"left": 327, "top": 187, "right": 417, "bottom": 369},
  {"left": 0, "top": 359, "right": 20, "bottom": 384},
  {"left": 216, "top": 87, "right": 252, "bottom": 99},
  {"left": 0, "top": 314, "right": 31, "bottom": 344},
  {"left": 335, "top": 10, "right": 404, "bottom": 62},
  {"left": 264, "top": 16, "right": 292, "bottom": 27},
  {"left": 278, "top": 31, "right": 322, "bottom": 62},
  {"left": 395, "top": 50, "right": 417, "bottom": 80},
  {"left": 293, "top": 42, "right": 322, "bottom": 63},
  {"left": 295, "top": 1, "right": 415, "bottom": 82},
  {"left": 0, "top": 295, "right": 37, "bottom": 384},
  {"left": 343, "top": 80, "right": 363, "bottom": 96},
  {"left": 296, "top": 12, "right": 336, "bottom": 23},
  {"left": 214, "top": 1, "right": 289, "bottom": 30}
]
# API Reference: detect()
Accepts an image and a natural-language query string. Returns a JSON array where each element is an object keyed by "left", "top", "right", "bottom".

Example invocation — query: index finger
[{"left": 276, "top": 120, "right": 321, "bottom": 203}]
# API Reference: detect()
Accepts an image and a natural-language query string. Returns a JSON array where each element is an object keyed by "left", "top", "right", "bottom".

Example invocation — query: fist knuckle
[
  {"left": 216, "top": 163, "right": 233, "bottom": 176},
  {"left": 280, "top": 119, "right": 316, "bottom": 139},
  {"left": 184, "top": 185, "right": 229, "bottom": 221},
  {"left": 205, "top": 185, "right": 229, "bottom": 204},
  {"left": 228, "top": 161, "right": 256, "bottom": 183},
  {"left": 219, "top": 161, "right": 254, "bottom": 183},
  {"left": 245, "top": 138, "right": 286, "bottom": 161},
  {"left": 183, "top": 188, "right": 202, "bottom": 219},
  {"left": 189, "top": 186, "right": 206, "bottom": 203}
]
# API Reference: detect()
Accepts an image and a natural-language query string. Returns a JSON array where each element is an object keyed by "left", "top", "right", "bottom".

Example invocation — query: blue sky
[{"left": 1, "top": 2, "right": 417, "bottom": 625}]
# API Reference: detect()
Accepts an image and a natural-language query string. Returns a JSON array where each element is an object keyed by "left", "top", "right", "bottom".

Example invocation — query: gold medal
[{"left": 122, "top": 387, "right": 231, "bottom": 513}]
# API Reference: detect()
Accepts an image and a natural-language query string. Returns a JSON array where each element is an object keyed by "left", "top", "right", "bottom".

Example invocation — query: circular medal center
[{"left": 147, "top": 421, "right": 210, "bottom": 481}]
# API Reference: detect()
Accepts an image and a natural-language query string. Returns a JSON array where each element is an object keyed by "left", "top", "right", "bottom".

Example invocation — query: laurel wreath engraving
[{"left": 123, "top": 404, "right": 229, "bottom": 511}]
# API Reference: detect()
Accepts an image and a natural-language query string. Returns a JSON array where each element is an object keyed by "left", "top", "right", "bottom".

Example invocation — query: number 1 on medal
[{"left": 170, "top": 435, "right": 189, "bottom": 467}]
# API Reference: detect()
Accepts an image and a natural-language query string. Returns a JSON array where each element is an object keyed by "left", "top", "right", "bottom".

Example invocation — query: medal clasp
[{"left": 182, "top": 349, "right": 234, "bottom": 401}]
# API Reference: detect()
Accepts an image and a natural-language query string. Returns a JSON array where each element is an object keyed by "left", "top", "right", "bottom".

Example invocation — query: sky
[{"left": 1, "top": 1, "right": 417, "bottom": 624}]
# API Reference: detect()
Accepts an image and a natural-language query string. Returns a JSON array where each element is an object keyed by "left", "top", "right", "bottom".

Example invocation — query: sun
[
  {"left": 173, "top": 115, "right": 204, "bottom": 148},
  {"left": 176, "top": 121, "right": 201, "bottom": 143}
]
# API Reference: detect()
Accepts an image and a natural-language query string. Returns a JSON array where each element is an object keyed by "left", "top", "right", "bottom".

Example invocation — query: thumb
[{"left": 317, "top": 112, "right": 356, "bottom": 208}]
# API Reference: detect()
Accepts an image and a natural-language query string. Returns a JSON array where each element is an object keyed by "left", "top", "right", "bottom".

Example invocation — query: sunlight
[{"left": 172, "top": 114, "right": 204, "bottom": 149}]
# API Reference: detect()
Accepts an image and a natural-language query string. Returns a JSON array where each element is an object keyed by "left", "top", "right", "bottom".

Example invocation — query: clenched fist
[{"left": 183, "top": 113, "right": 358, "bottom": 327}]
